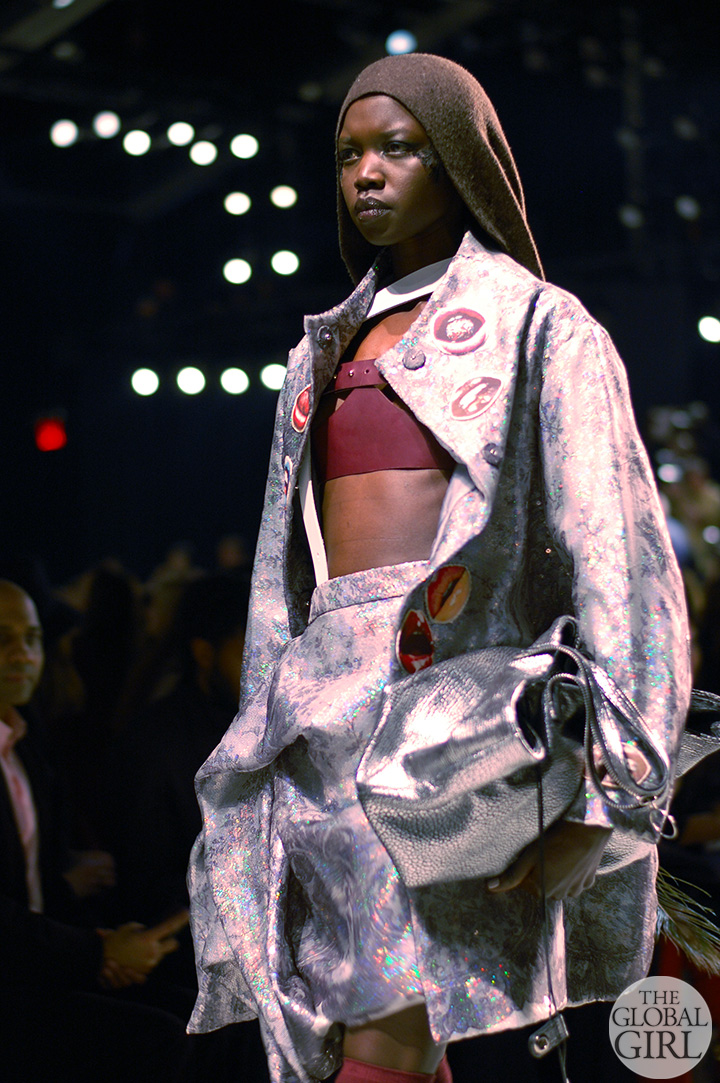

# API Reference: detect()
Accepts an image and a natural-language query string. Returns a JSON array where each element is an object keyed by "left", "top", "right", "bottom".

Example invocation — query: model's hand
[
  {"left": 98, "top": 910, "right": 189, "bottom": 986},
  {"left": 592, "top": 744, "right": 652, "bottom": 787},
  {"left": 486, "top": 822, "right": 612, "bottom": 900}
]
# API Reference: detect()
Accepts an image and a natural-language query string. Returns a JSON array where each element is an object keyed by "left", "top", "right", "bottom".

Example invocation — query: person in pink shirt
[{"left": 0, "top": 578, "right": 189, "bottom": 1082}]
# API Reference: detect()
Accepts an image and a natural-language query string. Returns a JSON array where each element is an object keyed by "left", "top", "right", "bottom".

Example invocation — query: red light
[{"left": 34, "top": 417, "right": 67, "bottom": 452}]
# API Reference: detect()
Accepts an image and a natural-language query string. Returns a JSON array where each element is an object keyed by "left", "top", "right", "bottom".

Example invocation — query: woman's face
[{"left": 338, "top": 95, "right": 463, "bottom": 257}]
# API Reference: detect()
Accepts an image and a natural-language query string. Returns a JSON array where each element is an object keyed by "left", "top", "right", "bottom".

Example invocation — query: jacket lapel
[
  {"left": 374, "top": 237, "right": 540, "bottom": 566},
  {"left": 280, "top": 261, "right": 380, "bottom": 481}
]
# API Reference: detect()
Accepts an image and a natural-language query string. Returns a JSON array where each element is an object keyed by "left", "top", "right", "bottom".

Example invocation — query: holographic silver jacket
[{"left": 188, "top": 232, "right": 691, "bottom": 1080}]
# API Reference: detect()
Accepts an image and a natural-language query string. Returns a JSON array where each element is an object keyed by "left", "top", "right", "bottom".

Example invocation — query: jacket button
[
  {"left": 316, "top": 325, "right": 333, "bottom": 347},
  {"left": 403, "top": 347, "right": 426, "bottom": 370},
  {"left": 482, "top": 442, "right": 502, "bottom": 466}
]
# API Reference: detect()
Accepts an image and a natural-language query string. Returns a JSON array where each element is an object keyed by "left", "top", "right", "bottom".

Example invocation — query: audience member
[
  {"left": 104, "top": 570, "right": 269, "bottom": 1079},
  {"left": 105, "top": 573, "right": 249, "bottom": 959},
  {"left": 112, "top": 559, "right": 204, "bottom": 731},
  {"left": 216, "top": 532, "right": 251, "bottom": 572},
  {"left": 50, "top": 562, "right": 144, "bottom": 847},
  {"left": 0, "top": 578, "right": 190, "bottom": 1081}
]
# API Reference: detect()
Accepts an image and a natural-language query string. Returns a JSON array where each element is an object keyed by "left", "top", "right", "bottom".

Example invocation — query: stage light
[
  {"left": 50, "top": 119, "right": 78, "bottom": 147},
  {"left": 271, "top": 250, "right": 299, "bottom": 276},
  {"left": 270, "top": 185, "right": 297, "bottom": 209},
  {"left": 190, "top": 141, "right": 217, "bottom": 166},
  {"left": 675, "top": 195, "right": 701, "bottom": 221},
  {"left": 704, "top": 526, "right": 720, "bottom": 545},
  {"left": 224, "top": 191, "right": 252, "bottom": 215},
  {"left": 177, "top": 367, "right": 206, "bottom": 394},
  {"left": 698, "top": 317, "right": 720, "bottom": 344},
  {"left": 34, "top": 416, "right": 67, "bottom": 451},
  {"left": 260, "top": 364, "right": 286, "bottom": 390},
  {"left": 92, "top": 111, "right": 120, "bottom": 138},
  {"left": 673, "top": 116, "right": 699, "bottom": 141},
  {"left": 167, "top": 122, "right": 195, "bottom": 146},
  {"left": 131, "top": 368, "right": 160, "bottom": 396},
  {"left": 657, "top": 463, "right": 682, "bottom": 484},
  {"left": 53, "top": 40, "right": 84, "bottom": 62},
  {"left": 52, "top": 0, "right": 76, "bottom": 8},
  {"left": 618, "top": 204, "right": 644, "bottom": 229},
  {"left": 616, "top": 127, "right": 641, "bottom": 150},
  {"left": 385, "top": 30, "right": 417, "bottom": 55},
  {"left": 230, "top": 134, "right": 259, "bottom": 159},
  {"left": 298, "top": 82, "right": 322, "bottom": 102},
  {"left": 123, "top": 130, "right": 151, "bottom": 156},
  {"left": 223, "top": 259, "right": 252, "bottom": 284},
  {"left": 220, "top": 367, "right": 250, "bottom": 394}
]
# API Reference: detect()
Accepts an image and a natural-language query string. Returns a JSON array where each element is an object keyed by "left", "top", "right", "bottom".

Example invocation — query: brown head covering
[{"left": 336, "top": 53, "right": 543, "bottom": 282}]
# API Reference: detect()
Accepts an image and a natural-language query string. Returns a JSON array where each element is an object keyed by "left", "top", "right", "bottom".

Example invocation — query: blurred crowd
[
  {"left": 644, "top": 403, "right": 720, "bottom": 1083},
  {"left": 0, "top": 535, "right": 269, "bottom": 1082},
  {"left": 4, "top": 402, "right": 720, "bottom": 1082}
]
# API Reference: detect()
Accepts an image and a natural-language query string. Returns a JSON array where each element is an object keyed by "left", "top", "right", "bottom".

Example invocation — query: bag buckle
[{"left": 528, "top": 1012, "right": 569, "bottom": 1058}]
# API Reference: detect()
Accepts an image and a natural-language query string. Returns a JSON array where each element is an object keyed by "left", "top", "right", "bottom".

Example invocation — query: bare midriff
[{"left": 321, "top": 300, "right": 452, "bottom": 579}]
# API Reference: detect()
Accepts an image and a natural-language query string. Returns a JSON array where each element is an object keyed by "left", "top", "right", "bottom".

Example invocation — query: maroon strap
[
  {"left": 313, "top": 387, "right": 454, "bottom": 481},
  {"left": 313, "top": 360, "right": 454, "bottom": 482},
  {"left": 331, "top": 358, "right": 384, "bottom": 391}
]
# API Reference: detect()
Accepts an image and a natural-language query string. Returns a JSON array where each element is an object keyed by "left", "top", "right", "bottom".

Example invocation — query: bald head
[{"left": 0, "top": 581, "right": 44, "bottom": 719}]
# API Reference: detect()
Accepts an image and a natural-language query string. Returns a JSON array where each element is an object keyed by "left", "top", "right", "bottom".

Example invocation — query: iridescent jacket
[{"left": 188, "top": 232, "right": 691, "bottom": 1079}]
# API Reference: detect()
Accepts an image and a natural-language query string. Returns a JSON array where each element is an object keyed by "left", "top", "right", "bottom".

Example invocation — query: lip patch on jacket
[
  {"left": 397, "top": 609, "right": 434, "bottom": 673},
  {"left": 426, "top": 565, "right": 471, "bottom": 623},
  {"left": 432, "top": 307, "right": 487, "bottom": 354},
  {"left": 450, "top": 376, "right": 503, "bottom": 420},
  {"left": 291, "top": 385, "right": 312, "bottom": 432}
]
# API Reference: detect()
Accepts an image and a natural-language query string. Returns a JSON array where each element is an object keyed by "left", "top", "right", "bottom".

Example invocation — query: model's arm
[
  {"left": 548, "top": 300, "right": 689, "bottom": 896},
  {"left": 538, "top": 293, "right": 690, "bottom": 826},
  {"left": 490, "top": 291, "right": 690, "bottom": 898}
]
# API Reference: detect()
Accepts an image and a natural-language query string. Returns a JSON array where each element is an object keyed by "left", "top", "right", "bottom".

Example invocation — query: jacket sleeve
[
  {"left": 189, "top": 341, "right": 309, "bottom": 1027},
  {"left": 535, "top": 289, "right": 691, "bottom": 837}
]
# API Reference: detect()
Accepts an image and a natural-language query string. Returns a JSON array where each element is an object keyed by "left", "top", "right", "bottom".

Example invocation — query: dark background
[{"left": 1, "top": 0, "right": 718, "bottom": 582}]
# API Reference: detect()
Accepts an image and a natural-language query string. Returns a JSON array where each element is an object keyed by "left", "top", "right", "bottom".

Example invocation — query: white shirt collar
[{"left": 366, "top": 257, "right": 453, "bottom": 319}]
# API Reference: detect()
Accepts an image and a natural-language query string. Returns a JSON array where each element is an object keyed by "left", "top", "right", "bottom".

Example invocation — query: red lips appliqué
[
  {"left": 450, "top": 376, "right": 503, "bottom": 420},
  {"left": 397, "top": 609, "right": 434, "bottom": 674},
  {"left": 426, "top": 565, "right": 471, "bottom": 623},
  {"left": 291, "top": 385, "right": 312, "bottom": 433},
  {"left": 432, "top": 308, "right": 487, "bottom": 354}
]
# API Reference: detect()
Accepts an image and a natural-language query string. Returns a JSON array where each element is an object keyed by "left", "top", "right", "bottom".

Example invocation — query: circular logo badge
[
  {"left": 432, "top": 308, "right": 487, "bottom": 354},
  {"left": 291, "top": 385, "right": 312, "bottom": 433},
  {"left": 450, "top": 376, "right": 503, "bottom": 420},
  {"left": 609, "top": 976, "right": 712, "bottom": 1077}
]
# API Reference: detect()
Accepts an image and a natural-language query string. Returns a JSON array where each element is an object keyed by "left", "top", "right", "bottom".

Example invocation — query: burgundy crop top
[{"left": 312, "top": 358, "right": 454, "bottom": 483}]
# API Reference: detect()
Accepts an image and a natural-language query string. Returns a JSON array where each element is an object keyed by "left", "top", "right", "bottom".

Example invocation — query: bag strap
[{"left": 518, "top": 638, "right": 670, "bottom": 811}]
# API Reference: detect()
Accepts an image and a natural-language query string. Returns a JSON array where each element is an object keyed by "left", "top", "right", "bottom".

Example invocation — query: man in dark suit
[{"left": 0, "top": 578, "right": 189, "bottom": 1082}]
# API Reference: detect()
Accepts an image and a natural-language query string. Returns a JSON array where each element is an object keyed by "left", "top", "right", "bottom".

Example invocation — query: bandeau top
[{"left": 312, "top": 357, "right": 454, "bottom": 483}]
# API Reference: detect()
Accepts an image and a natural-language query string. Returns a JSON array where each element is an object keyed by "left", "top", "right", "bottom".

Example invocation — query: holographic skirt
[{"left": 266, "top": 562, "right": 429, "bottom": 1027}]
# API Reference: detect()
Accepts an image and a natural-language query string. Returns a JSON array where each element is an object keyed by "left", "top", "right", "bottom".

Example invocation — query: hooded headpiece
[{"left": 336, "top": 53, "right": 543, "bottom": 283}]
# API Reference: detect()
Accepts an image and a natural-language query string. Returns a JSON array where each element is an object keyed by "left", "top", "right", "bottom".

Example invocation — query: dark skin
[
  {"left": 319, "top": 299, "right": 453, "bottom": 580},
  {"left": 334, "top": 96, "right": 612, "bottom": 1073}
]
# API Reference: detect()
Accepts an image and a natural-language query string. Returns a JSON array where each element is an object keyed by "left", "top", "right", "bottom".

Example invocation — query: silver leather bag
[{"left": 356, "top": 615, "right": 676, "bottom": 888}]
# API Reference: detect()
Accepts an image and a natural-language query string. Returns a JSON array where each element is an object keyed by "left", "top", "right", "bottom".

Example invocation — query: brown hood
[{"left": 336, "top": 53, "right": 543, "bottom": 283}]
